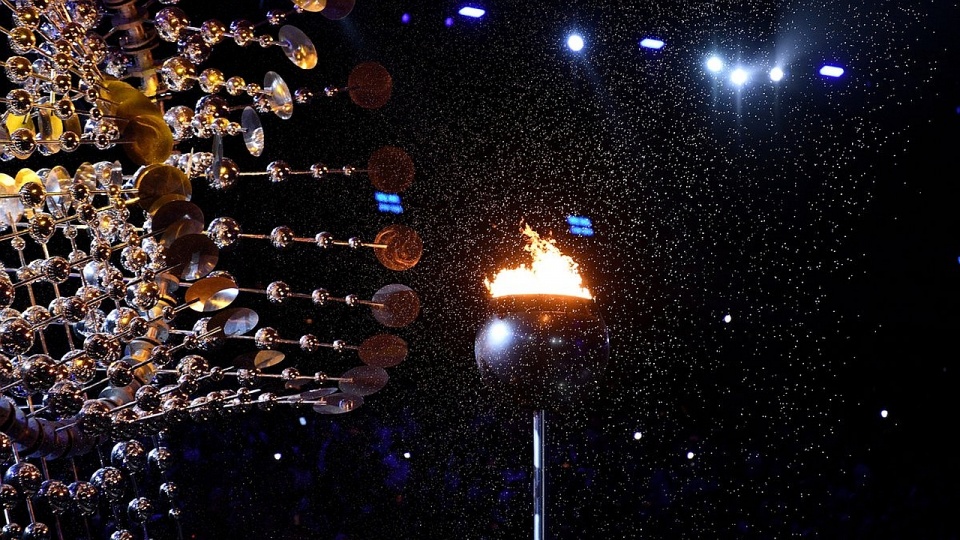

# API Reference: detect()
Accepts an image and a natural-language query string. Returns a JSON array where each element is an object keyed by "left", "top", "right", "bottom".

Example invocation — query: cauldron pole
[
  {"left": 533, "top": 408, "right": 547, "bottom": 540},
  {"left": 476, "top": 294, "right": 609, "bottom": 539}
]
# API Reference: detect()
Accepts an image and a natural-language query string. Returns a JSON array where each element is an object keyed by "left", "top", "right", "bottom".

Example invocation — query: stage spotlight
[
  {"left": 639, "top": 38, "right": 665, "bottom": 50},
  {"left": 401, "top": 13, "right": 411, "bottom": 23},
  {"left": 567, "top": 34, "right": 585, "bottom": 52},
  {"left": 730, "top": 67, "right": 749, "bottom": 86},
  {"left": 819, "top": 65, "right": 845, "bottom": 78},
  {"left": 706, "top": 56, "right": 724, "bottom": 73},
  {"left": 633, "top": 432, "right": 643, "bottom": 440},
  {"left": 459, "top": 6, "right": 486, "bottom": 18},
  {"left": 769, "top": 66, "right": 785, "bottom": 82}
]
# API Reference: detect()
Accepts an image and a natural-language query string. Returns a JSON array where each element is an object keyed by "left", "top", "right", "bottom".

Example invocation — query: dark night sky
[
  {"left": 172, "top": 0, "right": 960, "bottom": 538},
  {"left": 3, "top": 0, "right": 960, "bottom": 539}
]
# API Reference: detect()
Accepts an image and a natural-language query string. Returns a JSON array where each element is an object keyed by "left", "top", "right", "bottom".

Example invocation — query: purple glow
[
  {"left": 401, "top": 13, "right": 411, "bottom": 24},
  {"left": 819, "top": 65, "right": 845, "bottom": 78},
  {"left": 458, "top": 7, "right": 485, "bottom": 18},
  {"left": 445, "top": 17, "right": 454, "bottom": 27},
  {"left": 639, "top": 38, "right": 665, "bottom": 50}
]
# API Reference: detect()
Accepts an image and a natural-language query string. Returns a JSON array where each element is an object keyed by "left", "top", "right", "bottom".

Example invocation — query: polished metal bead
[
  {"left": 315, "top": 231, "right": 333, "bottom": 248},
  {"left": 83, "top": 333, "right": 122, "bottom": 364},
  {"left": 69, "top": 481, "right": 99, "bottom": 516},
  {"left": 21, "top": 522, "right": 50, "bottom": 540},
  {"left": 270, "top": 226, "right": 294, "bottom": 249},
  {"left": 299, "top": 334, "right": 320, "bottom": 352},
  {"left": 135, "top": 385, "right": 162, "bottom": 411},
  {"left": 4, "top": 462, "right": 42, "bottom": 496},
  {"left": 148, "top": 447, "right": 172, "bottom": 473},
  {"left": 40, "top": 480, "right": 71, "bottom": 514},
  {"left": 77, "top": 399, "right": 113, "bottom": 436},
  {"left": 254, "top": 327, "right": 279, "bottom": 349},
  {"left": 266, "top": 281, "right": 290, "bottom": 303},
  {"left": 0, "top": 316, "right": 33, "bottom": 355},
  {"left": 207, "top": 217, "right": 241, "bottom": 248}
]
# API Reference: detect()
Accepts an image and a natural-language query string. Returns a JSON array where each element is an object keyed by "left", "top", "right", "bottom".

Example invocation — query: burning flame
[{"left": 485, "top": 225, "right": 592, "bottom": 299}]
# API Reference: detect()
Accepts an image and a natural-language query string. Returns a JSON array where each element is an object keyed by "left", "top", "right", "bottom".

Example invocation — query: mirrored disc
[
  {"left": 321, "top": 0, "right": 355, "bottom": 20},
  {"left": 371, "top": 284, "right": 420, "bottom": 328},
  {"left": 264, "top": 71, "right": 293, "bottom": 120},
  {"left": 338, "top": 366, "right": 389, "bottom": 396},
  {"left": 358, "top": 334, "right": 408, "bottom": 368},
  {"left": 312, "top": 393, "right": 363, "bottom": 414},
  {"left": 159, "top": 216, "right": 206, "bottom": 247},
  {"left": 234, "top": 349, "right": 285, "bottom": 369},
  {"left": 123, "top": 113, "right": 174, "bottom": 166},
  {"left": 241, "top": 107, "right": 264, "bottom": 157},
  {"left": 209, "top": 307, "right": 259, "bottom": 337},
  {"left": 299, "top": 387, "right": 339, "bottom": 400},
  {"left": 151, "top": 200, "right": 204, "bottom": 240},
  {"left": 368, "top": 146, "right": 414, "bottom": 193},
  {"left": 348, "top": 62, "right": 392, "bottom": 109},
  {"left": 292, "top": 0, "right": 326, "bottom": 12},
  {"left": 278, "top": 25, "right": 318, "bottom": 69},
  {"left": 165, "top": 233, "right": 219, "bottom": 280},
  {"left": 184, "top": 276, "right": 239, "bottom": 312},
  {"left": 210, "top": 133, "right": 223, "bottom": 184},
  {"left": 136, "top": 164, "right": 192, "bottom": 212},
  {"left": 374, "top": 224, "right": 422, "bottom": 271},
  {"left": 43, "top": 166, "right": 71, "bottom": 215}
]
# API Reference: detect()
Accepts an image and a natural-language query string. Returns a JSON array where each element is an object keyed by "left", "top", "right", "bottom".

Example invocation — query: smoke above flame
[{"left": 485, "top": 224, "right": 592, "bottom": 299}]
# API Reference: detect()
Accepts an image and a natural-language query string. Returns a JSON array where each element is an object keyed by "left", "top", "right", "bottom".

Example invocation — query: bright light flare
[
  {"left": 639, "top": 38, "right": 665, "bottom": 50},
  {"left": 706, "top": 56, "right": 723, "bottom": 73},
  {"left": 730, "top": 68, "right": 749, "bottom": 86},
  {"left": 458, "top": 7, "right": 485, "bottom": 18},
  {"left": 769, "top": 67, "right": 784, "bottom": 82},
  {"left": 485, "top": 225, "right": 592, "bottom": 299},
  {"left": 819, "top": 65, "right": 844, "bottom": 78},
  {"left": 567, "top": 34, "right": 584, "bottom": 52}
]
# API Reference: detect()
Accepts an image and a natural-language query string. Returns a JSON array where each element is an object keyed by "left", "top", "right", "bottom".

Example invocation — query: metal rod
[{"left": 533, "top": 409, "right": 546, "bottom": 540}]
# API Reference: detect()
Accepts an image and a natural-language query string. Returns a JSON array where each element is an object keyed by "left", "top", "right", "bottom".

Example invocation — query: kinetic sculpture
[{"left": 0, "top": 1, "right": 420, "bottom": 537}]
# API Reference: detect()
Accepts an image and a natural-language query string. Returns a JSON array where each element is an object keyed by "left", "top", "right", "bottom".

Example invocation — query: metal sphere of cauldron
[{"left": 474, "top": 294, "right": 610, "bottom": 410}]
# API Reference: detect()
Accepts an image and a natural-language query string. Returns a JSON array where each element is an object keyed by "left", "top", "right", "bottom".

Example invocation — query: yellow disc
[{"left": 123, "top": 113, "right": 174, "bottom": 165}]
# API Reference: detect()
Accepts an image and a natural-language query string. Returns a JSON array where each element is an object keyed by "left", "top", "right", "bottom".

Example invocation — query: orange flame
[{"left": 485, "top": 225, "right": 592, "bottom": 299}]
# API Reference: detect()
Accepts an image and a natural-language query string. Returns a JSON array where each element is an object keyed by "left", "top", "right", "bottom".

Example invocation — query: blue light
[
  {"left": 458, "top": 6, "right": 485, "bottom": 18},
  {"left": 445, "top": 17, "right": 454, "bottom": 27},
  {"left": 566, "top": 215, "right": 593, "bottom": 227},
  {"left": 639, "top": 38, "right": 665, "bottom": 50},
  {"left": 378, "top": 203, "right": 404, "bottom": 214},
  {"left": 567, "top": 34, "right": 584, "bottom": 52},
  {"left": 401, "top": 13, "right": 411, "bottom": 24},
  {"left": 819, "top": 65, "right": 845, "bottom": 78},
  {"left": 375, "top": 191, "right": 401, "bottom": 204},
  {"left": 769, "top": 67, "right": 785, "bottom": 82},
  {"left": 570, "top": 226, "right": 594, "bottom": 237}
]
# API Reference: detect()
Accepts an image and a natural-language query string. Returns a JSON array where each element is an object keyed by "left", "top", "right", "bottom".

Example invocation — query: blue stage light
[
  {"left": 769, "top": 66, "right": 784, "bottom": 82},
  {"left": 458, "top": 7, "right": 485, "bottom": 18},
  {"left": 639, "top": 38, "right": 665, "bottom": 50},
  {"left": 567, "top": 34, "right": 584, "bottom": 52},
  {"left": 819, "top": 65, "right": 844, "bottom": 78},
  {"left": 401, "top": 13, "right": 411, "bottom": 24},
  {"left": 706, "top": 56, "right": 724, "bottom": 73}
]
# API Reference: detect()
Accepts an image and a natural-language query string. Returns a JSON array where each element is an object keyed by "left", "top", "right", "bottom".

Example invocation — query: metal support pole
[{"left": 533, "top": 409, "right": 547, "bottom": 540}]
